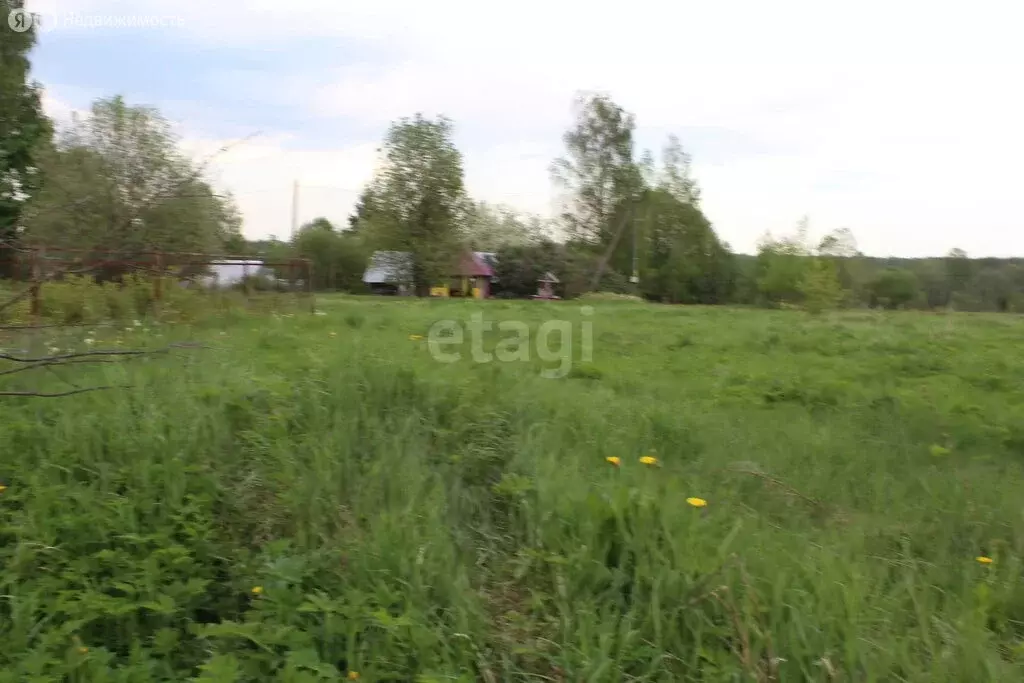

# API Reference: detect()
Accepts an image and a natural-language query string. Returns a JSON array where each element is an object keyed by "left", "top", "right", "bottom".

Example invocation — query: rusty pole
[
  {"left": 306, "top": 260, "right": 315, "bottom": 313},
  {"left": 243, "top": 260, "right": 252, "bottom": 299},
  {"left": 154, "top": 252, "right": 164, "bottom": 312},
  {"left": 30, "top": 249, "right": 42, "bottom": 321}
]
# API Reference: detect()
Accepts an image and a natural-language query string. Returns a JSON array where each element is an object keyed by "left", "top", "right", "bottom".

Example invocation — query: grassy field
[{"left": 2, "top": 296, "right": 1024, "bottom": 681}]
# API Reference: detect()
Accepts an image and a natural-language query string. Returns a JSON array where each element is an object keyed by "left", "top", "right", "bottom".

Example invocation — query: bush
[
  {"left": 102, "top": 279, "right": 136, "bottom": 320},
  {"left": 39, "top": 275, "right": 106, "bottom": 324},
  {"left": 0, "top": 272, "right": 256, "bottom": 325}
]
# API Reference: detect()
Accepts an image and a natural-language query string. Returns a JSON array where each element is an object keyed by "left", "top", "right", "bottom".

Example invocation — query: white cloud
[
  {"left": 177, "top": 134, "right": 382, "bottom": 240},
  {"left": 40, "top": 91, "right": 84, "bottom": 122},
  {"left": 30, "top": 0, "right": 1024, "bottom": 255}
]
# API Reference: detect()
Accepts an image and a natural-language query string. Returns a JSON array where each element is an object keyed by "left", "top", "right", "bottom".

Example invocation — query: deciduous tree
[
  {"left": 0, "top": 0, "right": 53, "bottom": 277},
  {"left": 659, "top": 134, "right": 701, "bottom": 206},
  {"left": 756, "top": 227, "right": 810, "bottom": 305},
  {"left": 868, "top": 268, "right": 918, "bottom": 309},
  {"left": 362, "top": 114, "right": 467, "bottom": 295},
  {"left": 292, "top": 217, "right": 368, "bottom": 291},
  {"left": 552, "top": 92, "right": 642, "bottom": 248},
  {"left": 21, "top": 96, "right": 241, "bottom": 266},
  {"left": 463, "top": 201, "right": 547, "bottom": 251},
  {"left": 636, "top": 188, "right": 732, "bottom": 303}
]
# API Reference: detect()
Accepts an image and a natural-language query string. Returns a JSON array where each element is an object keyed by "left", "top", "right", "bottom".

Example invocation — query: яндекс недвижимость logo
[{"left": 8, "top": 8, "right": 185, "bottom": 33}]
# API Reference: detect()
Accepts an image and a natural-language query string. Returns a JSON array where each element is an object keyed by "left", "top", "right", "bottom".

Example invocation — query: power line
[
  {"left": 218, "top": 185, "right": 362, "bottom": 195},
  {"left": 298, "top": 185, "right": 361, "bottom": 193}
]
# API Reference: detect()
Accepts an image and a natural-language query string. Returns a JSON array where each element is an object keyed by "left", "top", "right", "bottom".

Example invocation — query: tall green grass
[{"left": 1, "top": 298, "right": 1023, "bottom": 681}]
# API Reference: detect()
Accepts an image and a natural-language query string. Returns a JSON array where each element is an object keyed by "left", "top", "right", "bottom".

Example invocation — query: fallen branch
[
  {"left": 0, "top": 341, "right": 205, "bottom": 364},
  {"left": 0, "top": 342, "right": 207, "bottom": 398},
  {"left": 728, "top": 465, "right": 825, "bottom": 511},
  {"left": 0, "top": 357, "right": 127, "bottom": 378},
  {"left": 0, "top": 385, "right": 131, "bottom": 398},
  {"left": 0, "top": 322, "right": 97, "bottom": 330}
]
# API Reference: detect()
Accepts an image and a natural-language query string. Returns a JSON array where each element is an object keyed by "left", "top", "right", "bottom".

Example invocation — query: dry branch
[
  {"left": 728, "top": 465, "right": 825, "bottom": 511},
  {"left": 0, "top": 322, "right": 96, "bottom": 330},
  {"left": 0, "top": 342, "right": 206, "bottom": 398},
  {"left": 0, "top": 385, "right": 132, "bottom": 398},
  {"left": 0, "top": 341, "right": 205, "bottom": 364}
]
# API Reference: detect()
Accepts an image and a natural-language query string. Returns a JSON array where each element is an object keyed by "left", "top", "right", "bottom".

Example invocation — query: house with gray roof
[{"left": 362, "top": 251, "right": 414, "bottom": 294}]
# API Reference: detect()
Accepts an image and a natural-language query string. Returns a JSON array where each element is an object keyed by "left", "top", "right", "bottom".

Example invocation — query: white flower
[
  {"left": 133, "top": 320, "right": 142, "bottom": 327},
  {"left": 84, "top": 338, "right": 95, "bottom": 346}
]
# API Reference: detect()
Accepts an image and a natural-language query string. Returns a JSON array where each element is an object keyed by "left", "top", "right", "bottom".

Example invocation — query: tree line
[
  {"left": 240, "top": 94, "right": 1024, "bottom": 314},
  {"left": 3, "top": 4, "right": 1022, "bottom": 312}
]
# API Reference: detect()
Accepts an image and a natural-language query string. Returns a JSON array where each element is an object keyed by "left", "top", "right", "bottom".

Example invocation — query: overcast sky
[{"left": 22, "top": 0, "right": 1024, "bottom": 256}]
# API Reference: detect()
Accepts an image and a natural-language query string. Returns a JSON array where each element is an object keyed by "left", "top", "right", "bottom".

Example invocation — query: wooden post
[
  {"left": 153, "top": 253, "right": 164, "bottom": 300},
  {"left": 152, "top": 253, "right": 164, "bottom": 320},
  {"left": 30, "top": 248, "right": 42, "bottom": 321},
  {"left": 243, "top": 261, "right": 252, "bottom": 298},
  {"left": 287, "top": 260, "right": 295, "bottom": 313},
  {"left": 306, "top": 260, "right": 315, "bottom": 313}
]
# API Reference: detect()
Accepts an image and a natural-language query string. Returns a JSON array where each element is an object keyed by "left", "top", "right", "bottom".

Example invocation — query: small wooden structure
[
  {"left": 431, "top": 250, "right": 496, "bottom": 299},
  {"left": 531, "top": 271, "right": 561, "bottom": 299}
]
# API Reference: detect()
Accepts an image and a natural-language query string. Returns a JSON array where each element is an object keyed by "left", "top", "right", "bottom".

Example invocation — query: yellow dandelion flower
[
  {"left": 0, "top": 484, "right": 7, "bottom": 493},
  {"left": 348, "top": 672, "right": 360, "bottom": 680},
  {"left": 77, "top": 646, "right": 89, "bottom": 655},
  {"left": 639, "top": 456, "right": 658, "bottom": 466},
  {"left": 409, "top": 334, "right": 424, "bottom": 341},
  {"left": 605, "top": 456, "right": 621, "bottom": 467},
  {"left": 687, "top": 497, "right": 708, "bottom": 508},
  {"left": 251, "top": 586, "right": 264, "bottom": 595},
  {"left": 976, "top": 556, "right": 993, "bottom": 565}
]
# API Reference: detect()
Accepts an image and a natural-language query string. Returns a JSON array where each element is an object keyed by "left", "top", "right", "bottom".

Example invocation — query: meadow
[{"left": 2, "top": 295, "right": 1023, "bottom": 682}]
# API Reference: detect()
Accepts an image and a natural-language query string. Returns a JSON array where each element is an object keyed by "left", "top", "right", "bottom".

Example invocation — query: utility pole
[{"left": 290, "top": 179, "right": 299, "bottom": 240}]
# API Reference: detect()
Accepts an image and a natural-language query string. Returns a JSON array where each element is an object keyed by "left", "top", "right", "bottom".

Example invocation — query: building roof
[
  {"left": 539, "top": 271, "right": 560, "bottom": 283},
  {"left": 363, "top": 251, "right": 413, "bottom": 284},
  {"left": 475, "top": 252, "right": 498, "bottom": 272},
  {"left": 459, "top": 251, "right": 495, "bottom": 277}
]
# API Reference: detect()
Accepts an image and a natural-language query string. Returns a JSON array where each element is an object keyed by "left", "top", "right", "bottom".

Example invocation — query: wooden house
[{"left": 362, "top": 251, "right": 414, "bottom": 295}]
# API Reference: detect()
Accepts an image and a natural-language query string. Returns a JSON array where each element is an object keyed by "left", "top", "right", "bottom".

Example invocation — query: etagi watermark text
[
  {"left": 426, "top": 307, "right": 594, "bottom": 379},
  {"left": 8, "top": 8, "right": 185, "bottom": 32}
]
